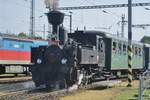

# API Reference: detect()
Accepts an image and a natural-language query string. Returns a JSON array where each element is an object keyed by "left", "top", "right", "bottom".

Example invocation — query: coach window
[
  {"left": 112, "top": 41, "right": 117, "bottom": 53},
  {"left": 118, "top": 43, "right": 122, "bottom": 54},
  {"left": 139, "top": 48, "right": 142, "bottom": 56},
  {"left": 135, "top": 47, "right": 138, "bottom": 55},
  {"left": 123, "top": 44, "right": 127, "bottom": 55},
  {"left": 132, "top": 46, "right": 135, "bottom": 56}
]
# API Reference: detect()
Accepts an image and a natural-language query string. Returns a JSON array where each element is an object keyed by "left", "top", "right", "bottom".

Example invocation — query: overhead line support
[{"left": 57, "top": 2, "right": 150, "bottom": 10}]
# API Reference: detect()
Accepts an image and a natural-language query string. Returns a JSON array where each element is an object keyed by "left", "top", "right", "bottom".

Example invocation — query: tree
[
  {"left": 18, "top": 32, "right": 27, "bottom": 38},
  {"left": 141, "top": 36, "right": 150, "bottom": 44}
]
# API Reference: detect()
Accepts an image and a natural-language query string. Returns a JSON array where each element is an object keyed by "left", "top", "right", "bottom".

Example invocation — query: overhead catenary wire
[
  {"left": 68, "top": 0, "right": 122, "bottom": 31},
  {"left": 134, "top": 0, "right": 150, "bottom": 11},
  {"left": 80, "top": 0, "right": 121, "bottom": 18}
]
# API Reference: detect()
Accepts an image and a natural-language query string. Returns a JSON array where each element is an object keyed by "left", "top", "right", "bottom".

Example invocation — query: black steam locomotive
[
  {"left": 31, "top": 30, "right": 105, "bottom": 89},
  {"left": 30, "top": 11, "right": 150, "bottom": 89}
]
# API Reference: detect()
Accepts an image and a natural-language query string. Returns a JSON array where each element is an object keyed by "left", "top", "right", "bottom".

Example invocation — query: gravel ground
[
  {"left": 0, "top": 81, "right": 35, "bottom": 94},
  {"left": 0, "top": 79, "right": 132, "bottom": 100}
]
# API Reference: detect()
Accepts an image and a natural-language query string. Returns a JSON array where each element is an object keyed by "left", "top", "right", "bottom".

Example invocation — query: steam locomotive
[{"left": 31, "top": 11, "right": 150, "bottom": 89}]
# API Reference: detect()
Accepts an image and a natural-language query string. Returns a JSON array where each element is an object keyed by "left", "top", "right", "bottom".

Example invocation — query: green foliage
[
  {"left": 141, "top": 36, "right": 150, "bottom": 44},
  {"left": 18, "top": 32, "right": 27, "bottom": 38}
]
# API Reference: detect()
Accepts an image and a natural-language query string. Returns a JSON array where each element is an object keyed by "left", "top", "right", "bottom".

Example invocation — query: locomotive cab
[{"left": 68, "top": 31, "right": 106, "bottom": 67}]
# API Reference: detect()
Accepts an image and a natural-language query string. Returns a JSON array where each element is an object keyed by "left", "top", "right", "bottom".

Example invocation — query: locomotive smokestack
[
  {"left": 44, "top": 0, "right": 64, "bottom": 41},
  {"left": 47, "top": 11, "right": 64, "bottom": 40}
]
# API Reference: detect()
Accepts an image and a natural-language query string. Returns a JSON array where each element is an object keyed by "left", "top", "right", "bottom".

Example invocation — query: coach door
[{"left": 97, "top": 37, "right": 105, "bottom": 67}]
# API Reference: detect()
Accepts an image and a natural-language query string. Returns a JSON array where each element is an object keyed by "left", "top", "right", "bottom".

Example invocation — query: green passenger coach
[{"left": 104, "top": 34, "right": 144, "bottom": 73}]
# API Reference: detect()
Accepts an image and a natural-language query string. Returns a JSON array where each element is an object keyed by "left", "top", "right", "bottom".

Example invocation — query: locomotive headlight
[
  {"left": 37, "top": 58, "right": 42, "bottom": 64},
  {"left": 61, "top": 58, "right": 67, "bottom": 64}
]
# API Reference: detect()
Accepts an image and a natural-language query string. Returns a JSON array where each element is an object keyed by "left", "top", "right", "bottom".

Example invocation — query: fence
[{"left": 138, "top": 70, "right": 150, "bottom": 100}]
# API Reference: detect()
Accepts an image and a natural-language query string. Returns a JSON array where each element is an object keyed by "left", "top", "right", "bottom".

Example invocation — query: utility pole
[
  {"left": 30, "top": 0, "right": 35, "bottom": 37},
  {"left": 127, "top": 0, "right": 132, "bottom": 87},
  {"left": 121, "top": 14, "right": 126, "bottom": 37}
]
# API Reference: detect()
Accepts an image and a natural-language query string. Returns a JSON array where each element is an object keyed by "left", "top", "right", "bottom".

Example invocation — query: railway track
[
  {"left": 0, "top": 79, "right": 123, "bottom": 100},
  {"left": 0, "top": 89, "right": 28, "bottom": 100},
  {"left": 0, "top": 88, "right": 66, "bottom": 100}
]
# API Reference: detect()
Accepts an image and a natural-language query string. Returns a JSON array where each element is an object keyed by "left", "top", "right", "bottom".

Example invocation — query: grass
[
  {"left": 143, "top": 89, "right": 150, "bottom": 100},
  {"left": 60, "top": 81, "right": 150, "bottom": 100},
  {"left": 144, "top": 89, "right": 150, "bottom": 95},
  {"left": 60, "top": 81, "right": 141, "bottom": 100},
  {"left": 115, "top": 87, "right": 138, "bottom": 100},
  {"left": 115, "top": 85, "right": 150, "bottom": 100}
]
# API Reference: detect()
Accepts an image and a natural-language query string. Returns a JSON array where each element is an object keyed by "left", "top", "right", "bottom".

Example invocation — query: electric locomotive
[{"left": 0, "top": 34, "right": 48, "bottom": 75}]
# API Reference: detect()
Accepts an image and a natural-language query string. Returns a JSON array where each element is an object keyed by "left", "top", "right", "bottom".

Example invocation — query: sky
[{"left": 0, "top": 0, "right": 150, "bottom": 41}]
